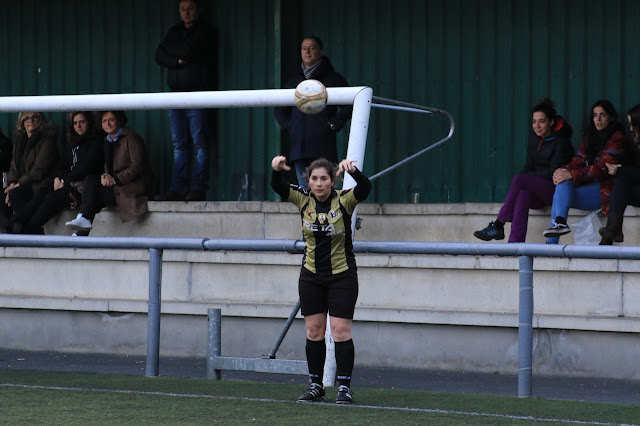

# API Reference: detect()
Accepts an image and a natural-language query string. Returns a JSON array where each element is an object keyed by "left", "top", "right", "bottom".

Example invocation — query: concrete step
[{"left": 44, "top": 201, "right": 640, "bottom": 246}]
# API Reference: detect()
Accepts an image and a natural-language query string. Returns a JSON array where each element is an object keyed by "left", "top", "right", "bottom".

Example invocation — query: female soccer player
[{"left": 270, "top": 155, "right": 371, "bottom": 404}]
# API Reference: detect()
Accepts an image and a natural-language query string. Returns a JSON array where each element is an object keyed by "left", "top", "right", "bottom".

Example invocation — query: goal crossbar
[{"left": 0, "top": 87, "right": 370, "bottom": 112}]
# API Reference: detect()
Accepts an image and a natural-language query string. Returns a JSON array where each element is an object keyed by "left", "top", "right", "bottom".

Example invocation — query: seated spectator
[
  {"left": 543, "top": 100, "right": 633, "bottom": 243},
  {"left": 9, "top": 111, "right": 104, "bottom": 234},
  {"left": 4, "top": 112, "right": 58, "bottom": 216},
  {"left": 0, "top": 127, "right": 12, "bottom": 176},
  {"left": 0, "top": 127, "right": 13, "bottom": 228},
  {"left": 65, "top": 110, "right": 151, "bottom": 234},
  {"left": 599, "top": 104, "right": 640, "bottom": 244},
  {"left": 474, "top": 98, "right": 575, "bottom": 242}
]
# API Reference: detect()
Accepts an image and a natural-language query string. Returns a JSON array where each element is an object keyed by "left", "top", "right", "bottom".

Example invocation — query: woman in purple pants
[{"left": 474, "top": 98, "right": 575, "bottom": 242}]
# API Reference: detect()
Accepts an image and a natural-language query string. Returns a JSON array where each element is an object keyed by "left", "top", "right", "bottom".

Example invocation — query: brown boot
[{"left": 599, "top": 212, "right": 624, "bottom": 245}]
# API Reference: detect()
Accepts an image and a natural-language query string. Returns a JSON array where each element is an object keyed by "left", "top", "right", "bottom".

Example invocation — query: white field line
[{"left": 1, "top": 383, "right": 637, "bottom": 426}]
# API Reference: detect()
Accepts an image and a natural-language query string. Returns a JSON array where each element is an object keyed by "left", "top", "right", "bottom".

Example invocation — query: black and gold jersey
[{"left": 287, "top": 186, "right": 359, "bottom": 276}]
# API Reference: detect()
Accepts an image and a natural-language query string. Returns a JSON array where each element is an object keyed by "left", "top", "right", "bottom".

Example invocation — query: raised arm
[
  {"left": 337, "top": 159, "right": 372, "bottom": 201},
  {"left": 270, "top": 155, "right": 292, "bottom": 200}
]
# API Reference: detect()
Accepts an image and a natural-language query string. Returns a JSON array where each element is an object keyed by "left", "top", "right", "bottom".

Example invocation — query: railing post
[
  {"left": 146, "top": 248, "right": 163, "bottom": 377},
  {"left": 207, "top": 308, "right": 222, "bottom": 380},
  {"left": 267, "top": 299, "right": 301, "bottom": 359},
  {"left": 518, "top": 255, "right": 534, "bottom": 397}
]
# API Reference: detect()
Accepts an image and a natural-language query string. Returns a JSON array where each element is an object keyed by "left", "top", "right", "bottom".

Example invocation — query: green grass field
[{"left": 1, "top": 369, "right": 638, "bottom": 425}]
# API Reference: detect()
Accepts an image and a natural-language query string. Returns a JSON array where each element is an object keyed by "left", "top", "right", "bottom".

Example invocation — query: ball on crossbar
[{"left": 294, "top": 79, "right": 328, "bottom": 115}]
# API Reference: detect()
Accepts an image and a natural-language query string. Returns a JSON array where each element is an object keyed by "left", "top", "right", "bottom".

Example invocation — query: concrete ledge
[
  {"left": 1, "top": 246, "right": 639, "bottom": 332},
  {"left": 4, "top": 201, "right": 640, "bottom": 379}
]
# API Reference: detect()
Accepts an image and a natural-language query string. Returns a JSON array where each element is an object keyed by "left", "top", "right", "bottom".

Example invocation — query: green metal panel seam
[{"left": 271, "top": 0, "right": 282, "bottom": 201}]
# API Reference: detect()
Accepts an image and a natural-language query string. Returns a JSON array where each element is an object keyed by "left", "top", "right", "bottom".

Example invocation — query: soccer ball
[{"left": 294, "top": 79, "right": 328, "bottom": 114}]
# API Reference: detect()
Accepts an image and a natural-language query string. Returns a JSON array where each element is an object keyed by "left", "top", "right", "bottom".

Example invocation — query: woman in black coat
[{"left": 599, "top": 104, "right": 640, "bottom": 244}]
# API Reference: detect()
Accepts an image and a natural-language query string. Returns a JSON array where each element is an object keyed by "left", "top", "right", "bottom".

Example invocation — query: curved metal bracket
[{"left": 368, "top": 96, "right": 455, "bottom": 181}]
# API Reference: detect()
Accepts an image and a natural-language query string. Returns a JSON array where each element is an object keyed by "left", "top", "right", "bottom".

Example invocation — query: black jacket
[
  {"left": 155, "top": 20, "right": 215, "bottom": 92},
  {"left": 55, "top": 131, "right": 105, "bottom": 183},
  {"left": 274, "top": 56, "right": 352, "bottom": 163},
  {"left": 0, "top": 129, "right": 12, "bottom": 172},
  {"left": 520, "top": 117, "right": 575, "bottom": 180},
  {"left": 614, "top": 139, "right": 640, "bottom": 181}
]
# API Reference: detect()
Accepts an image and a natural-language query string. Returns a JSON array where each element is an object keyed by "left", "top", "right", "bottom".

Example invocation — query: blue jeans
[
  {"left": 168, "top": 109, "right": 210, "bottom": 193},
  {"left": 294, "top": 159, "right": 311, "bottom": 188},
  {"left": 547, "top": 180, "right": 601, "bottom": 244}
]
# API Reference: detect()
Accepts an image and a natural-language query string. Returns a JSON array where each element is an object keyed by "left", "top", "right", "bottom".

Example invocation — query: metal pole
[
  {"left": 343, "top": 87, "right": 373, "bottom": 192},
  {"left": 207, "top": 308, "right": 222, "bottom": 380},
  {"left": 0, "top": 87, "right": 366, "bottom": 112},
  {"left": 518, "top": 255, "right": 534, "bottom": 397},
  {"left": 145, "top": 248, "right": 163, "bottom": 377},
  {"left": 266, "top": 299, "right": 301, "bottom": 359}
]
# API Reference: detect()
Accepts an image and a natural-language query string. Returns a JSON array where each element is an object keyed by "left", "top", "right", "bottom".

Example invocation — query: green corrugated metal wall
[
  {"left": 292, "top": 0, "right": 640, "bottom": 203},
  {"left": 1, "top": 0, "right": 639, "bottom": 203}
]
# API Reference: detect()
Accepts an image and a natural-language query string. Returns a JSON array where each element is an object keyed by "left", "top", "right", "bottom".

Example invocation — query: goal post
[{"left": 0, "top": 87, "right": 373, "bottom": 193}]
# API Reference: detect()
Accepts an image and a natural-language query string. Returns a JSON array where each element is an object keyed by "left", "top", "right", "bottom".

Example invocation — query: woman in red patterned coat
[{"left": 543, "top": 100, "right": 633, "bottom": 243}]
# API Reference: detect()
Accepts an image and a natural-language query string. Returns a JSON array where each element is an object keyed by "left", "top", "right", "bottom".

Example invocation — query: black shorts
[{"left": 298, "top": 267, "right": 359, "bottom": 319}]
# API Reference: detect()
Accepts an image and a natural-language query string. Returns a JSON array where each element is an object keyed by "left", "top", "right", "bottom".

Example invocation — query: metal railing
[
  {"left": 1, "top": 234, "right": 637, "bottom": 397},
  {"left": 369, "top": 96, "right": 455, "bottom": 182}
]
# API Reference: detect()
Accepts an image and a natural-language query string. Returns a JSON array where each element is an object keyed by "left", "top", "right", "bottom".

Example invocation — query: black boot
[{"left": 599, "top": 212, "right": 624, "bottom": 245}]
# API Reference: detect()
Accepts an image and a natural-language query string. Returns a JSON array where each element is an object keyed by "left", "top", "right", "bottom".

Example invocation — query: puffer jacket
[{"left": 520, "top": 117, "right": 575, "bottom": 180}]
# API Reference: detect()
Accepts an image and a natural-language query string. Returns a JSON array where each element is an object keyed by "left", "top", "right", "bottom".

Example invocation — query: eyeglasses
[{"left": 22, "top": 115, "right": 41, "bottom": 123}]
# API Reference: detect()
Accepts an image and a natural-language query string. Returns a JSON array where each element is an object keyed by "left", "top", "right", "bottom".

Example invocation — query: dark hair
[
  {"left": 67, "top": 111, "right": 98, "bottom": 145},
  {"left": 178, "top": 0, "right": 200, "bottom": 5},
  {"left": 97, "top": 110, "right": 128, "bottom": 129},
  {"left": 531, "top": 97, "right": 558, "bottom": 122},
  {"left": 584, "top": 99, "right": 620, "bottom": 164},
  {"left": 302, "top": 35, "right": 323, "bottom": 50},
  {"left": 628, "top": 104, "right": 640, "bottom": 140},
  {"left": 305, "top": 157, "right": 336, "bottom": 182},
  {"left": 590, "top": 99, "right": 619, "bottom": 126}
]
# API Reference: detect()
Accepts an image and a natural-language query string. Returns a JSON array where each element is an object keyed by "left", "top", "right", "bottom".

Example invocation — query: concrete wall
[{"left": 2, "top": 201, "right": 640, "bottom": 379}]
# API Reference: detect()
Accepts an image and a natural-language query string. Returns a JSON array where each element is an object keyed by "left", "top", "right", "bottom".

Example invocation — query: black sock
[
  {"left": 335, "top": 339, "right": 354, "bottom": 388},
  {"left": 305, "top": 339, "right": 325, "bottom": 385},
  {"left": 494, "top": 219, "right": 505, "bottom": 228}
]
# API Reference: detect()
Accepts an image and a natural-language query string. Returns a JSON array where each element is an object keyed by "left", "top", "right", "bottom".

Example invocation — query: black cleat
[
  {"left": 336, "top": 385, "right": 353, "bottom": 404},
  {"left": 297, "top": 383, "right": 325, "bottom": 402}
]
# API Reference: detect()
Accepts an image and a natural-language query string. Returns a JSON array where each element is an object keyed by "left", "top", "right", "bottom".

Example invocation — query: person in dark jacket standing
[
  {"left": 275, "top": 36, "right": 352, "bottom": 188},
  {"left": 155, "top": 0, "right": 214, "bottom": 202},
  {"left": 473, "top": 98, "right": 575, "bottom": 243}
]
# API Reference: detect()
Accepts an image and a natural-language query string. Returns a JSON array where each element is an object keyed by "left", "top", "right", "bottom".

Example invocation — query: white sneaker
[{"left": 65, "top": 213, "right": 92, "bottom": 231}]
